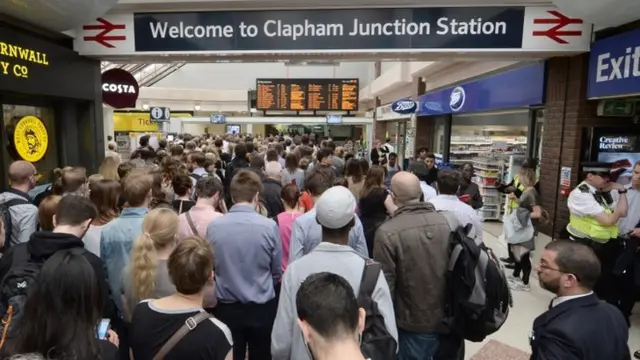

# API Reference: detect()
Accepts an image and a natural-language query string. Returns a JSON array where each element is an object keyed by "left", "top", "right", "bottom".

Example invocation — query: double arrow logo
[
  {"left": 532, "top": 10, "right": 584, "bottom": 44},
  {"left": 83, "top": 18, "right": 126, "bottom": 48}
]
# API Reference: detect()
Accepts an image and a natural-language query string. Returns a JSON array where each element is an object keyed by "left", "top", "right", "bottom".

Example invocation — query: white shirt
[
  {"left": 619, "top": 185, "right": 640, "bottom": 234},
  {"left": 428, "top": 194, "right": 484, "bottom": 245},
  {"left": 551, "top": 291, "right": 594, "bottom": 307},
  {"left": 104, "top": 150, "right": 121, "bottom": 164},
  {"left": 420, "top": 181, "right": 437, "bottom": 202},
  {"left": 567, "top": 182, "right": 619, "bottom": 217}
]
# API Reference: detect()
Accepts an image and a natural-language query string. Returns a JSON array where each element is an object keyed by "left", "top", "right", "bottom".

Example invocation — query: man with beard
[{"left": 531, "top": 240, "right": 629, "bottom": 360}]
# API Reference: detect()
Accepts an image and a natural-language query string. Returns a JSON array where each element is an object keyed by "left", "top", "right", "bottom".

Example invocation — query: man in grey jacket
[
  {"left": 0, "top": 161, "right": 38, "bottom": 247},
  {"left": 271, "top": 185, "right": 398, "bottom": 360}
]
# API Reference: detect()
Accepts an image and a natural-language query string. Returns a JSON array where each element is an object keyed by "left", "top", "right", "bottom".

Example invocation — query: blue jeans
[{"left": 399, "top": 330, "right": 440, "bottom": 360}]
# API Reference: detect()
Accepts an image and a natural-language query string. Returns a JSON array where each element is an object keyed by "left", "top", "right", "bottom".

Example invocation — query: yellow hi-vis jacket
[{"left": 566, "top": 182, "right": 619, "bottom": 243}]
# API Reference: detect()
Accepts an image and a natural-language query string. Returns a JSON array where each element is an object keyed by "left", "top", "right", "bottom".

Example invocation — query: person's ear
[
  {"left": 52, "top": 214, "right": 58, "bottom": 228},
  {"left": 357, "top": 307, "right": 366, "bottom": 334},
  {"left": 297, "top": 319, "right": 312, "bottom": 343}
]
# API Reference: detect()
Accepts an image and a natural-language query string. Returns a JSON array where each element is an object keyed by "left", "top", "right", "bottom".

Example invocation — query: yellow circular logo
[{"left": 14, "top": 116, "right": 48, "bottom": 163}]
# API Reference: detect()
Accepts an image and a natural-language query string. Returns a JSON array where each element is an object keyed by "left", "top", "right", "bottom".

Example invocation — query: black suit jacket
[{"left": 530, "top": 293, "right": 630, "bottom": 360}]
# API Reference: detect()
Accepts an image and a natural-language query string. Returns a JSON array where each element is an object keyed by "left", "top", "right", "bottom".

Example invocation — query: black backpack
[
  {"left": 440, "top": 212, "right": 511, "bottom": 342},
  {"left": 0, "top": 259, "right": 43, "bottom": 347},
  {"left": 0, "top": 198, "right": 30, "bottom": 253},
  {"left": 358, "top": 260, "right": 398, "bottom": 360}
]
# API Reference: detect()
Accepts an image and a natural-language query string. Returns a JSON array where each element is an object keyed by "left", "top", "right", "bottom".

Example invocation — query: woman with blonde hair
[
  {"left": 99, "top": 157, "right": 120, "bottom": 181},
  {"left": 84, "top": 180, "right": 120, "bottom": 257},
  {"left": 121, "top": 208, "right": 179, "bottom": 321}
]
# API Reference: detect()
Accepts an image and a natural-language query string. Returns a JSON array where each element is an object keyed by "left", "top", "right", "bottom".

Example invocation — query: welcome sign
[{"left": 74, "top": 7, "right": 592, "bottom": 56}]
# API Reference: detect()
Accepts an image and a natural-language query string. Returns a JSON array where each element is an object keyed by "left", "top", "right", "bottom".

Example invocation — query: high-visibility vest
[
  {"left": 566, "top": 182, "right": 619, "bottom": 243},
  {"left": 508, "top": 175, "right": 525, "bottom": 210}
]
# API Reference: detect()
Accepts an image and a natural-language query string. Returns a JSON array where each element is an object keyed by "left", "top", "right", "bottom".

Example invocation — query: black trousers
[
  {"left": 213, "top": 298, "right": 277, "bottom": 360},
  {"left": 513, "top": 252, "right": 533, "bottom": 285}
]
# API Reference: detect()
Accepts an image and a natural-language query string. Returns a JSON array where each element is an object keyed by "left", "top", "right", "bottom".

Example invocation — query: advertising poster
[{"left": 596, "top": 133, "right": 640, "bottom": 185}]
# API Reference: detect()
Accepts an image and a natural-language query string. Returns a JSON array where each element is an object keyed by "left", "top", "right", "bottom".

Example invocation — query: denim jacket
[{"left": 100, "top": 207, "right": 148, "bottom": 314}]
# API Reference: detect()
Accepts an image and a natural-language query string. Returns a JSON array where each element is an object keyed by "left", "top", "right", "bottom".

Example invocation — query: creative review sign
[{"left": 0, "top": 42, "right": 49, "bottom": 79}]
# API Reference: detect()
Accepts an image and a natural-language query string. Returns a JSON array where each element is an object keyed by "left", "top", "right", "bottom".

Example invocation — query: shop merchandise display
[{"left": 472, "top": 153, "right": 525, "bottom": 221}]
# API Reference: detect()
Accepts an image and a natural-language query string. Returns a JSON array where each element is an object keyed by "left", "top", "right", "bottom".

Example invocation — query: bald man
[
  {"left": 0, "top": 161, "right": 38, "bottom": 249},
  {"left": 373, "top": 171, "right": 456, "bottom": 359}
]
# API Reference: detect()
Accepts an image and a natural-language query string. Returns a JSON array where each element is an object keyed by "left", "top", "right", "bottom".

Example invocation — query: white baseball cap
[{"left": 315, "top": 186, "right": 357, "bottom": 229}]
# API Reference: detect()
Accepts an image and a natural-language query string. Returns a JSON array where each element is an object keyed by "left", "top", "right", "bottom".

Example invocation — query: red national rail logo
[
  {"left": 532, "top": 10, "right": 584, "bottom": 44},
  {"left": 83, "top": 18, "right": 126, "bottom": 48}
]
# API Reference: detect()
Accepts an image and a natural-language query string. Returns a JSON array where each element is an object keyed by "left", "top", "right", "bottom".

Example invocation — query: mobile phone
[{"left": 97, "top": 318, "right": 110, "bottom": 340}]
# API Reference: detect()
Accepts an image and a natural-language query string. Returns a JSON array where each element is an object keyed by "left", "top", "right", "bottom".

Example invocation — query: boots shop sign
[
  {"left": 73, "top": 7, "right": 592, "bottom": 58},
  {"left": 101, "top": 68, "right": 139, "bottom": 109}
]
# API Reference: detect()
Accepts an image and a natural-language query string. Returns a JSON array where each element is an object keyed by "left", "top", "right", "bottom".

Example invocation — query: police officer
[{"left": 566, "top": 162, "right": 628, "bottom": 306}]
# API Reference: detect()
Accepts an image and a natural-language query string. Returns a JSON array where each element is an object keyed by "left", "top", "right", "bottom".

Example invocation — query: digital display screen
[
  {"left": 256, "top": 79, "right": 359, "bottom": 111},
  {"left": 226, "top": 124, "right": 240, "bottom": 134},
  {"left": 210, "top": 114, "right": 226, "bottom": 124},
  {"left": 327, "top": 115, "right": 343, "bottom": 124}
]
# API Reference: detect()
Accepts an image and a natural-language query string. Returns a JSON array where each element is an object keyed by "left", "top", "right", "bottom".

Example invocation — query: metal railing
[{"left": 100, "top": 61, "right": 186, "bottom": 87}]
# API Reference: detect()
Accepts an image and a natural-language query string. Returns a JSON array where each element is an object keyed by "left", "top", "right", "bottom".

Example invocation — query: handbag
[
  {"left": 152, "top": 311, "right": 212, "bottom": 360},
  {"left": 503, "top": 210, "right": 534, "bottom": 245}
]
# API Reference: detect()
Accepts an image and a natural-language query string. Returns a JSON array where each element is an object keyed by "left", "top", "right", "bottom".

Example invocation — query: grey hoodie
[{"left": 0, "top": 190, "right": 38, "bottom": 246}]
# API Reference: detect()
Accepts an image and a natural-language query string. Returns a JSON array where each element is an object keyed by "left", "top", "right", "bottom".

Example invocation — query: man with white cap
[
  {"left": 271, "top": 185, "right": 398, "bottom": 360},
  {"left": 288, "top": 166, "right": 368, "bottom": 263}
]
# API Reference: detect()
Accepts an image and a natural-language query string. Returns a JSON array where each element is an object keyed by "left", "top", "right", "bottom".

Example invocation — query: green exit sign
[{"left": 597, "top": 100, "right": 636, "bottom": 117}]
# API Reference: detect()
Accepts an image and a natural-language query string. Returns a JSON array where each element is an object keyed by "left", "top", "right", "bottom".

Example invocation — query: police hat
[{"left": 581, "top": 162, "right": 612, "bottom": 176}]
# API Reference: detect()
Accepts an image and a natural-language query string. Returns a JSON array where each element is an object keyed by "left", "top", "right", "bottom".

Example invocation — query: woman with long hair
[
  {"left": 99, "top": 157, "right": 120, "bottom": 181},
  {"left": 5, "top": 249, "right": 119, "bottom": 359},
  {"left": 277, "top": 184, "right": 303, "bottom": 273},
  {"left": 130, "top": 237, "right": 232, "bottom": 360},
  {"left": 284, "top": 153, "right": 305, "bottom": 190},
  {"left": 359, "top": 166, "right": 396, "bottom": 255},
  {"left": 121, "top": 208, "right": 179, "bottom": 321},
  {"left": 508, "top": 168, "right": 543, "bottom": 292},
  {"left": 345, "top": 159, "right": 365, "bottom": 202},
  {"left": 149, "top": 170, "right": 172, "bottom": 210},
  {"left": 84, "top": 180, "right": 121, "bottom": 257}
]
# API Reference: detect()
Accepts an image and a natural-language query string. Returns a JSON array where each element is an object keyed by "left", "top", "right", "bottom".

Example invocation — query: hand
[
  {"left": 507, "top": 193, "right": 518, "bottom": 200},
  {"left": 631, "top": 228, "right": 640, "bottom": 238},
  {"left": 610, "top": 183, "right": 626, "bottom": 192},
  {"left": 106, "top": 329, "right": 119, "bottom": 348}
]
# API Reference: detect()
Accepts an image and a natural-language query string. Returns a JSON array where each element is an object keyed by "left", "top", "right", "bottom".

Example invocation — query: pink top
[
  {"left": 177, "top": 204, "right": 224, "bottom": 241},
  {"left": 277, "top": 211, "right": 303, "bottom": 273}
]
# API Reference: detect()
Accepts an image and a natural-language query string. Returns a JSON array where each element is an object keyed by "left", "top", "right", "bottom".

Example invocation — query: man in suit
[{"left": 530, "top": 240, "right": 630, "bottom": 360}]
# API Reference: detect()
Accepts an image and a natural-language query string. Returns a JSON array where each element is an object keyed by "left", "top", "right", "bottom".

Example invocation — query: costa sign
[{"left": 101, "top": 68, "right": 139, "bottom": 109}]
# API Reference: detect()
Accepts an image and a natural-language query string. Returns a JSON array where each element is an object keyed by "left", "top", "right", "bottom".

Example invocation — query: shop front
[
  {"left": 582, "top": 28, "right": 640, "bottom": 185},
  {"left": 373, "top": 102, "right": 415, "bottom": 167},
  {"left": 0, "top": 23, "right": 103, "bottom": 187},
  {"left": 416, "top": 62, "right": 545, "bottom": 168}
]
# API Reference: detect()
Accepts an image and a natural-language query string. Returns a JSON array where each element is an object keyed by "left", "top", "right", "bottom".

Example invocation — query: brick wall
[{"left": 539, "top": 55, "right": 637, "bottom": 238}]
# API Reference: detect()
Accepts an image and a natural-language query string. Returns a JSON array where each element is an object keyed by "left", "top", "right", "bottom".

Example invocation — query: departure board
[{"left": 256, "top": 79, "right": 359, "bottom": 111}]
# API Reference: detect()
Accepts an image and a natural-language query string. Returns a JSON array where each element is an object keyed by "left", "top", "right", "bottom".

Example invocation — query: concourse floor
[{"left": 466, "top": 222, "right": 640, "bottom": 359}]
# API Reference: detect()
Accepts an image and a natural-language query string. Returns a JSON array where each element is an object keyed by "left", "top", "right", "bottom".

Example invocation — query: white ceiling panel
[{"left": 111, "top": 0, "right": 553, "bottom": 12}]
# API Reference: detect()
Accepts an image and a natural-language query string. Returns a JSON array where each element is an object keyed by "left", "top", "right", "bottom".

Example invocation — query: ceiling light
[
  {"left": 142, "top": 104, "right": 149, "bottom": 110},
  {"left": 194, "top": 105, "right": 201, "bottom": 111}
]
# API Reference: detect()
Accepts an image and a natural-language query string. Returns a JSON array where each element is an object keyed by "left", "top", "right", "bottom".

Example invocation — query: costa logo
[
  {"left": 101, "top": 68, "right": 139, "bottom": 109},
  {"left": 391, "top": 99, "right": 417, "bottom": 114},
  {"left": 102, "top": 83, "right": 137, "bottom": 94}
]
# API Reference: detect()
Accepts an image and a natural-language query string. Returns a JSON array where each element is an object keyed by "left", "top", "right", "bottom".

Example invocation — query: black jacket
[
  {"left": 261, "top": 178, "right": 284, "bottom": 219},
  {"left": 0, "top": 232, "right": 117, "bottom": 322},
  {"left": 530, "top": 293, "right": 630, "bottom": 360}
]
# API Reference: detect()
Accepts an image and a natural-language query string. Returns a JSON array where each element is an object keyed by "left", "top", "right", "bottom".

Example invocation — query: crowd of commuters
[{"left": 0, "top": 130, "right": 633, "bottom": 360}]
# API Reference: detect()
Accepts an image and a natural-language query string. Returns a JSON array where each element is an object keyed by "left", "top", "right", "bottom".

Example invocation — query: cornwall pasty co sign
[{"left": 74, "top": 7, "right": 591, "bottom": 56}]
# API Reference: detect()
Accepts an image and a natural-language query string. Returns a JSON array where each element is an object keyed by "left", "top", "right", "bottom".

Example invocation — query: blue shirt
[
  {"left": 100, "top": 207, "right": 148, "bottom": 314},
  {"left": 288, "top": 209, "right": 369, "bottom": 264},
  {"left": 206, "top": 204, "right": 282, "bottom": 304}
]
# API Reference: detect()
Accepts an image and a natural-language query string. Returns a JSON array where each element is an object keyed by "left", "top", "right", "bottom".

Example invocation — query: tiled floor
[{"left": 466, "top": 222, "right": 640, "bottom": 360}]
